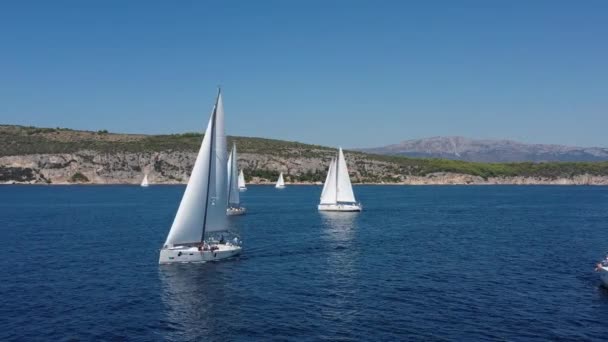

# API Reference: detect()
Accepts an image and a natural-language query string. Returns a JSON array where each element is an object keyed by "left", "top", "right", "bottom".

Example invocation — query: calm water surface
[{"left": 1, "top": 185, "right": 608, "bottom": 341}]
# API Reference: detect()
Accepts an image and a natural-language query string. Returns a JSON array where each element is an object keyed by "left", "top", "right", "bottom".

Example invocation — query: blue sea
[{"left": 2, "top": 185, "right": 608, "bottom": 341}]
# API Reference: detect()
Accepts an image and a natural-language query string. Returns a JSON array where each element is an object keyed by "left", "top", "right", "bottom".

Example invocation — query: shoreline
[{"left": 3, "top": 181, "right": 607, "bottom": 186}]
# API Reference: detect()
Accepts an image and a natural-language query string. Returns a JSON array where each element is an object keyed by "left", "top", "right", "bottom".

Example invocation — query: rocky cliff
[
  {"left": 3, "top": 151, "right": 608, "bottom": 185},
  {"left": 0, "top": 149, "right": 397, "bottom": 185}
]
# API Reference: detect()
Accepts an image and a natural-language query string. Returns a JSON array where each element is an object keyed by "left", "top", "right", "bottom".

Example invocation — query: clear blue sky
[{"left": 1, "top": 1, "right": 606, "bottom": 148}]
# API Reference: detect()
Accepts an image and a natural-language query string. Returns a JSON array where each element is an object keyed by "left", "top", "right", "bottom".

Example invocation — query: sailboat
[
  {"left": 159, "top": 89, "right": 242, "bottom": 264},
  {"left": 238, "top": 170, "right": 247, "bottom": 192},
  {"left": 596, "top": 253, "right": 608, "bottom": 286},
  {"left": 318, "top": 148, "right": 362, "bottom": 212},
  {"left": 275, "top": 172, "right": 286, "bottom": 189},
  {"left": 141, "top": 173, "right": 149, "bottom": 187},
  {"left": 226, "top": 144, "right": 246, "bottom": 216}
]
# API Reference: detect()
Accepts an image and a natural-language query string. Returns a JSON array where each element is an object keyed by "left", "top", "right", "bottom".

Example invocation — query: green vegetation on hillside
[
  {"left": 363, "top": 153, "right": 608, "bottom": 179},
  {"left": 0, "top": 125, "right": 331, "bottom": 157},
  {"left": 70, "top": 172, "right": 89, "bottom": 183}
]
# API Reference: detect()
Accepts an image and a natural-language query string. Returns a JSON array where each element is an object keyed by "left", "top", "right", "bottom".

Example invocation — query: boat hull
[
  {"left": 159, "top": 244, "right": 241, "bottom": 264},
  {"left": 599, "top": 266, "right": 608, "bottom": 287},
  {"left": 275, "top": 185, "right": 285, "bottom": 189},
  {"left": 227, "top": 207, "right": 247, "bottom": 216},
  {"left": 239, "top": 187, "right": 247, "bottom": 192},
  {"left": 318, "top": 203, "right": 362, "bottom": 212}
]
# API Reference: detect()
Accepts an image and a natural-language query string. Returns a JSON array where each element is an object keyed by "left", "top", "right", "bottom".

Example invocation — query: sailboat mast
[{"left": 200, "top": 90, "right": 220, "bottom": 243}]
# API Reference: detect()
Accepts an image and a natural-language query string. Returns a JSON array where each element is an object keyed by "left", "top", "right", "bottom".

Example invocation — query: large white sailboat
[
  {"left": 159, "top": 89, "right": 242, "bottom": 264},
  {"left": 227, "top": 144, "right": 246, "bottom": 216},
  {"left": 238, "top": 170, "right": 247, "bottom": 192},
  {"left": 318, "top": 148, "right": 362, "bottom": 212},
  {"left": 275, "top": 172, "right": 286, "bottom": 189},
  {"left": 141, "top": 173, "right": 149, "bottom": 187}
]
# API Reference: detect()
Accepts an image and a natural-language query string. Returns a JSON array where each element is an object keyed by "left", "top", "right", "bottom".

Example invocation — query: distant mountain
[{"left": 361, "top": 136, "right": 608, "bottom": 163}]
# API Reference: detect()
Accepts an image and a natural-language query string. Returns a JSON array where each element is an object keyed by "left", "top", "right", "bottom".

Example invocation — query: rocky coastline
[{"left": 2, "top": 151, "right": 607, "bottom": 186}]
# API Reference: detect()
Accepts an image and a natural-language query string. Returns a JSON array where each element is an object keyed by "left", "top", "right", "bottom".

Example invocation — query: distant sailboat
[
  {"left": 141, "top": 174, "right": 149, "bottom": 187},
  {"left": 227, "top": 144, "right": 246, "bottom": 216},
  {"left": 318, "top": 148, "right": 361, "bottom": 212},
  {"left": 238, "top": 170, "right": 247, "bottom": 192},
  {"left": 159, "top": 89, "right": 242, "bottom": 264},
  {"left": 275, "top": 172, "right": 286, "bottom": 189}
]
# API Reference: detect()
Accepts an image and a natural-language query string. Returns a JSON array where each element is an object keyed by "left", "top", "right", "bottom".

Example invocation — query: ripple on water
[{"left": 2, "top": 185, "right": 608, "bottom": 340}]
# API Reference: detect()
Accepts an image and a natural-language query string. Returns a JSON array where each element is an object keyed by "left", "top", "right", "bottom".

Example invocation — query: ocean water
[{"left": 1, "top": 185, "right": 608, "bottom": 341}]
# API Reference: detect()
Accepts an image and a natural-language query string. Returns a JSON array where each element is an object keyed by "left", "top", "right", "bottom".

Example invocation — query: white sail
[
  {"left": 227, "top": 145, "right": 240, "bottom": 207},
  {"left": 164, "top": 109, "right": 214, "bottom": 246},
  {"left": 141, "top": 174, "right": 149, "bottom": 187},
  {"left": 163, "top": 91, "right": 227, "bottom": 246},
  {"left": 336, "top": 148, "right": 356, "bottom": 203},
  {"left": 238, "top": 170, "right": 246, "bottom": 190},
  {"left": 205, "top": 91, "right": 228, "bottom": 233},
  {"left": 320, "top": 158, "right": 337, "bottom": 204},
  {"left": 275, "top": 172, "right": 285, "bottom": 188}
]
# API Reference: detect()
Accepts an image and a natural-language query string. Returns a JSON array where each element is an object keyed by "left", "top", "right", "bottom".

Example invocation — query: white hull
[
  {"left": 599, "top": 266, "right": 608, "bottom": 287},
  {"left": 275, "top": 185, "right": 285, "bottom": 189},
  {"left": 159, "top": 243, "right": 241, "bottom": 264},
  {"left": 227, "top": 207, "right": 247, "bottom": 216},
  {"left": 141, "top": 184, "right": 149, "bottom": 187},
  {"left": 239, "top": 187, "right": 247, "bottom": 192},
  {"left": 318, "top": 203, "right": 362, "bottom": 212}
]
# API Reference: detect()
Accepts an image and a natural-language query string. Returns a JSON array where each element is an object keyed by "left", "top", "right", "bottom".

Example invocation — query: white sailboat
[
  {"left": 238, "top": 170, "right": 247, "bottom": 192},
  {"left": 275, "top": 172, "right": 286, "bottom": 189},
  {"left": 141, "top": 174, "right": 149, "bottom": 187},
  {"left": 159, "top": 89, "right": 242, "bottom": 264},
  {"left": 227, "top": 144, "right": 246, "bottom": 216},
  {"left": 318, "top": 148, "right": 362, "bottom": 212},
  {"left": 596, "top": 253, "right": 608, "bottom": 286}
]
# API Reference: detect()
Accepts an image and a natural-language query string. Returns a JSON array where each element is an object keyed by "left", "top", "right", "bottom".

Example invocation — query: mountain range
[{"left": 361, "top": 137, "right": 608, "bottom": 163}]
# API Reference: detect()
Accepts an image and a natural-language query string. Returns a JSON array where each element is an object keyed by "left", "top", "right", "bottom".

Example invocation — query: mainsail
[
  {"left": 203, "top": 91, "right": 227, "bottom": 234},
  {"left": 163, "top": 90, "right": 227, "bottom": 246},
  {"left": 227, "top": 144, "right": 240, "bottom": 207}
]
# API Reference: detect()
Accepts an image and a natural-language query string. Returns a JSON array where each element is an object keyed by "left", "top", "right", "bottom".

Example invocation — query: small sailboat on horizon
[
  {"left": 238, "top": 170, "right": 247, "bottom": 192},
  {"left": 318, "top": 148, "right": 362, "bottom": 212},
  {"left": 275, "top": 172, "right": 286, "bottom": 189},
  {"left": 159, "top": 89, "right": 242, "bottom": 264},
  {"left": 141, "top": 173, "right": 149, "bottom": 187},
  {"left": 227, "top": 144, "right": 246, "bottom": 216}
]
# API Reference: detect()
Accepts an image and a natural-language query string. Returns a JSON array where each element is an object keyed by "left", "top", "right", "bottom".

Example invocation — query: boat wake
[{"left": 237, "top": 243, "right": 351, "bottom": 262}]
